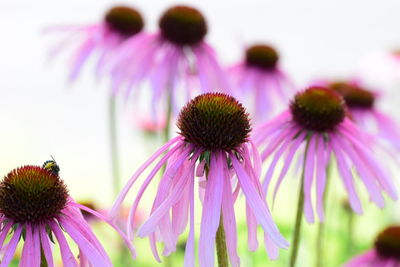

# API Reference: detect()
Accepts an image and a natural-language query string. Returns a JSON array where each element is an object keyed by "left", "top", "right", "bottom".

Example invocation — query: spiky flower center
[
  {"left": 0, "top": 165, "right": 68, "bottom": 224},
  {"left": 105, "top": 6, "right": 144, "bottom": 37},
  {"left": 329, "top": 82, "right": 375, "bottom": 109},
  {"left": 159, "top": 5, "right": 207, "bottom": 46},
  {"left": 291, "top": 87, "right": 345, "bottom": 132},
  {"left": 375, "top": 226, "right": 400, "bottom": 260},
  {"left": 245, "top": 44, "right": 279, "bottom": 70},
  {"left": 177, "top": 93, "right": 251, "bottom": 151}
]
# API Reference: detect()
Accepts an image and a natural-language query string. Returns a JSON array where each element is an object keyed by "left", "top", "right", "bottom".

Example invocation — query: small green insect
[{"left": 42, "top": 156, "right": 60, "bottom": 176}]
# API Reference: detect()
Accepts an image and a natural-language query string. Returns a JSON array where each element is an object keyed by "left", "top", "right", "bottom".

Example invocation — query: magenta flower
[
  {"left": 47, "top": 6, "right": 144, "bottom": 87},
  {"left": 344, "top": 226, "right": 400, "bottom": 267},
  {"left": 328, "top": 81, "right": 400, "bottom": 150},
  {"left": 254, "top": 86, "right": 397, "bottom": 223},
  {"left": 110, "top": 6, "right": 229, "bottom": 124},
  {"left": 0, "top": 161, "right": 135, "bottom": 266},
  {"left": 228, "top": 44, "right": 296, "bottom": 124},
  {"left": 111, "top": 93, "right": 288, "bottom": 267}
]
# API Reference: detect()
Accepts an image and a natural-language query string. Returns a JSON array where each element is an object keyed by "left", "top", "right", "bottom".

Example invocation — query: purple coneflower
[
  {"left": 111, "top": 93, "right": 288, "bottom": 267},
  {"left": 0, "top": 160, "right": 135, "bottom": 266},
  {"left": 110, "top": 6, "right": 229, "bottom": 127},
  {"left": 47, "top": 6, "right": 144, "bottom": 85},
  {"left": 228, "top": 44, "right": 296, "bottom": 124},
  {"left": 328, "top": 81, "right": 400, "bottom": 150},
  {"left": 344, "top": 226, "right": 400, "bottom": 267},
  {"left": 254, "top": 86, "right": 398, "bottom": 266}
]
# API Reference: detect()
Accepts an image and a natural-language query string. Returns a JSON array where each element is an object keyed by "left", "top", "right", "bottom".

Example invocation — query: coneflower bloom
[
  {"left": 111, "top": 93, "right": 289, "bottom": 267},
  {"left": 228, "top": 44, "right": 296, "bottom": 123},
  {"left": 254, "top": 86, "right": 397, "bottom": 223},
  {"left": 110, "top": 5, "right": 229, "bottom": 124},
  {"left": 328, "top": 81, "right": 400, "bottom": 150},
  {"left": 47, "top": 5, "right": 144, "bottom": 86},
  {"left": 0, "top": 160, "right": 135, "bottom": 266},
  {"left": 344, "top": 226, "right": 400, "bottom": 267}
]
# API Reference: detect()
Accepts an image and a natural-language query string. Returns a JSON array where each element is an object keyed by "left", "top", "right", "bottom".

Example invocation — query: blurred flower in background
[
  {"left": 110, "top": 5, "right": 230, "bottom": 127},
  {"left": 45, "top": 5, "right": 145, "bottom": 87},
  {"left": 344, "top": 226, "right": 400, "bottom": 267},
  {"left": 229, "top": 44, "right": 296, "bottom": 124}
]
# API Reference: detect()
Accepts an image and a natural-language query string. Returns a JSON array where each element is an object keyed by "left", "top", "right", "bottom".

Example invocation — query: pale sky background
[{"left": 1, "top": 0, "right": 400, "bottom": 206}]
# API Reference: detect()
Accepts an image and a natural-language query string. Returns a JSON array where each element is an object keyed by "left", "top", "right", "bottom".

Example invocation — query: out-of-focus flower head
[
  {"left": 45, "top": 5, "right": 144, "bottom": 87},
  {"left": 110, "top": 5, "right": 230, "bottom": 126},
  {"left": 228, "top": 43, "right": 296, "bottom": 124},
  {"left": 344, "top": 226, "right": 400, "bottom": 267},
  {"left": 254, "top": 86, "right": 397, "bottom": 223}
]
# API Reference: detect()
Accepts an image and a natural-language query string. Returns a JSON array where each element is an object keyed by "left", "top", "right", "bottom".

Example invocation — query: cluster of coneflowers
[{"left": 3, "top": 3, "right": 400, "bottom": 267}]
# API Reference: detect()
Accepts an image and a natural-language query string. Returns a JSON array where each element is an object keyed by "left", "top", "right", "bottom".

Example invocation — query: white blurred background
[{"left": 1, "top": 0, "right": 400, "bottom": 206}]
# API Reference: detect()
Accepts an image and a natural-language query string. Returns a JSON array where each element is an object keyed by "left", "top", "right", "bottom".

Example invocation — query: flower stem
[
  {"left": 40, "top": 245, "right": 48, "bottom": 267},
  {"left": 346, "top": 204, "right": 355, "bottom": 255},
  {"left": 109, "top": 94, "right": 121, "bottom": 198},
  {"left": 289, "top": 138, "right": 311, "bottom": 267},
  {"left": 216, "top": 214, "right": 229, "bottom": 267},
  {"left": 163, "top": 90, "right": 173, "bottom": 144}
]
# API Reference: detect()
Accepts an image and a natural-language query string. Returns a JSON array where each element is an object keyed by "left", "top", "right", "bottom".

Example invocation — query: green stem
[
  {"left": 40, "top": 245, "right": 48, "bottom": 267},
  {"left": 163, "top": 91, "right": 173, "bottom": 144},
  {"left": 289, "top": 138, "right": 311, "bottom": 267},
  {"left": 346, "top": 204, "right": 355, "bottom": 255},
  {"left": 216, "top": 215, "right": 229, "bottom": 267},
  {"left": 109, "top": 95, "right": 121, "bottom": 198}
]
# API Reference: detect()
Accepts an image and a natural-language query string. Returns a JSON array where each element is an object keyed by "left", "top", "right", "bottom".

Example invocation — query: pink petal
[
  {"left": 329, "top": 136, "right": 363, "bottom": 214},
  {"left": 303, "top": 135, "right": 317, "bottom": 224},
  {"left": 40, "top": 226, "right": 55, "bottom": 267},
  {"left": 230, "top": 153, "right": 289, "bottom": 249},
  {"left": 199, "top": 152, "right": 224, "bottom": 267},
  {"left": 59, "top": 218, "right": 111, "bottom": 267},
  {"left": 0, "top": 225, "right": 22, "bottom": 267},
  {"left": 110, "top": 136, "right": 182, "bottom": 219},
  {"left": 246, "top": 203, "right": 259, "bottom": 251},
  {"left": 137, "top": 150, "right": 200, "bottom": 238},
  {"left": 221, "top": 160, "right": 240, "bottom": 267},
  {"left": 49, "top": 221, "right": 79, "bottom": 267},
  {"left": 264, "top": 233, "right": 279, "bottom": 260},
  {"left": 315, "top": 135, "right": 328, "bottom": 221},
  {"left": 183, "top": 170, "right": 196, "bottom": 267}
]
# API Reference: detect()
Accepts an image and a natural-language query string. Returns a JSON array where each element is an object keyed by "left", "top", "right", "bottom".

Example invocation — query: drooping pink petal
[
  {"left": 262, "top": 128, "right": 301, "bottom": 194},
  {"left": 49, "top": 220, "right": 79, "bottom": 267},
  {"left": 334, "top": 134, "right": 385, "bottom": 208},
  {"left": 110, "top": 136, "right": 182, "bottom": 219},
  {"left": 59, "top": 217, "right": 112, "bottom": 267},
  {"left": 260, "top": 125, "right": 299, "bottom": 161},
  {"left": 32, "top": 225, "right": 41, "bottom": 267},
  {"left": 264, "top": 233, "right": 279, "bottom": 260},
  {"left": 329, "top": 136, "right": 363, "bottom": 214},
  {"left": 68, "top": 37, "right": 96, "bottom": 82},
  {"left": 0, "top": 221, "right": 12, "bottom": 250},
  {"left": 126, "top": 142, "right": 186, "bottom": 240},
  {"left": 0, "top": 225, "right": 22, "bottom": 267},
  {"left": 20, "top": 223, "right": 33, "bottom": 267},
  {"left": 221, "top": 156, "right": 240, "bottom": 267},
  {"left": 272, "top": 131, "right": 305, "bottom": 205},
  {"left": 303, "top": 135, "right": 317, "bottom": 224},
  {"left": 199, "top": 152, "right": 224, "bottom": 267},
  {"left": 40, "top": 226, "right": 55, "bottom": 267},
  {"left": 137, "top": 150, "right": 200, "bottom": 238},
  {"left": 183, "top": 166, "right": 196, "bottom": 267},
  {"left": 315, "top": 135, "right": 328, "bottom": 221},
  {"left": 70, "top": 202, "right": 137, "bottom": 258},
  {"left": 230, "top": 153, "right": 289, "bottom": 249},
  {"left": 246, "top": 203, "right": 259, "bottom": 251}
]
